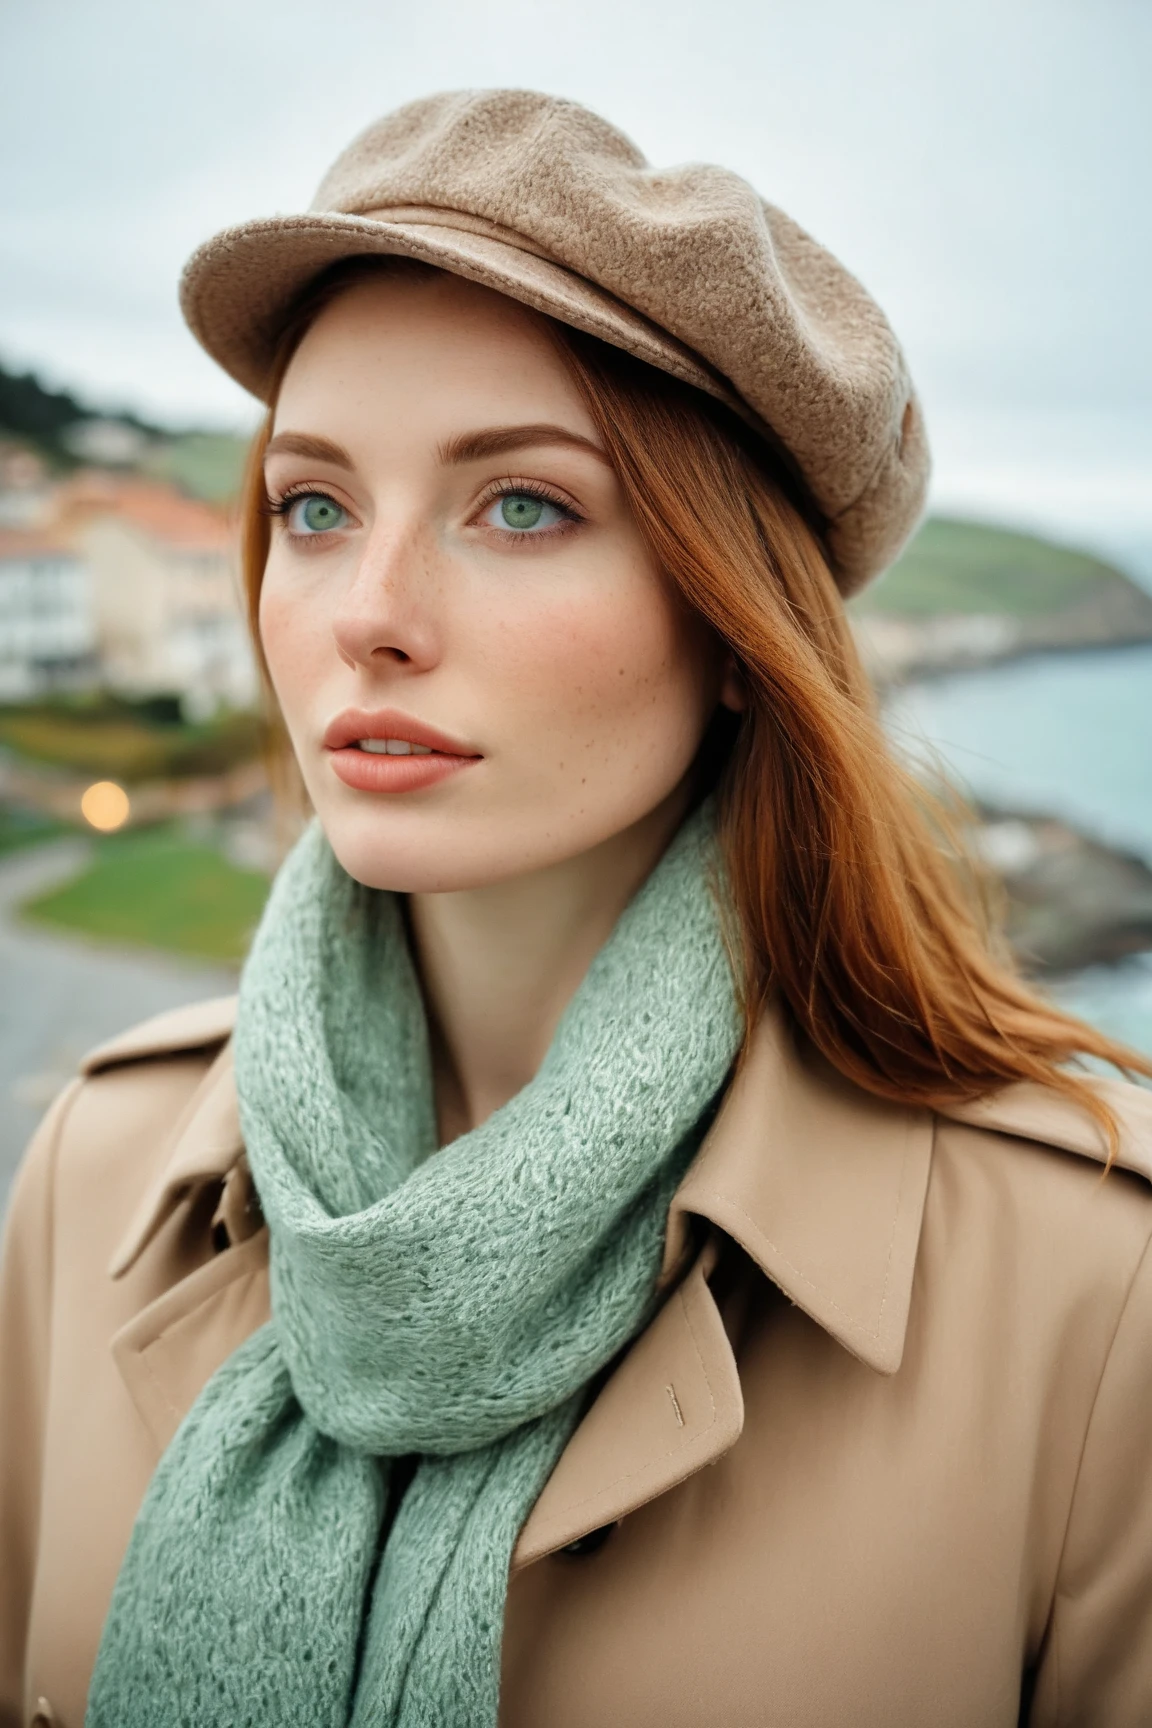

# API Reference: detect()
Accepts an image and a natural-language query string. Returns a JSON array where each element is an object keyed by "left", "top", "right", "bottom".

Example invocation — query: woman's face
[{"left": 260, "top": 270, "right": 739, "bottom": 892}]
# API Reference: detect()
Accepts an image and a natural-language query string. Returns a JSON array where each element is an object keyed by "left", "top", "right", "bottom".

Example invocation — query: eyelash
[
  {"left": 261, "top": 478, "right": 584, "bottom": 545},
  {"left": 260, "top": 483, "right": 335, "bottom": 534},
  {"left": 473, "top": 477, "right": 584, "bottom": 540}
]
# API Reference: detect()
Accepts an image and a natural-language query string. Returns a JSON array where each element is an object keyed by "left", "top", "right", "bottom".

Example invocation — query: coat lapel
[
  {"left": 108, "top": 1042, "right": 246, "bottom": 1279},
  {"left": 111, "top": 1233, "right": 270, "bottom": 1453},
  {"left": 108, "top": 1041, "right": 269, "bottom": 1453},
  {"left": 512, "top": 1239, "right": 742, "bottom": 1568}
]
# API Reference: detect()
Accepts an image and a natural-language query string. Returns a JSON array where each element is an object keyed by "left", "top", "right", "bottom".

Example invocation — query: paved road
[{"left": 0, "top": 840, "right": 237, "bottom": 1209}]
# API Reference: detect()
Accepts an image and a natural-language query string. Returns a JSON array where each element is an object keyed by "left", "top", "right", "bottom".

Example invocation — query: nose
[{"left": 330, "top": 521, "right": 441, "bottom": 674}]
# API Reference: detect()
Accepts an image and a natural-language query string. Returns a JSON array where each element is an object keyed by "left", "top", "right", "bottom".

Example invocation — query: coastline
[
  {"left": 850, "top": 515, "right": 1152, "bottom": 688},
  {"left": 972, "top": 806, "right": 1152, "bottom": 977},
  {"left": 853, "top": 583, "right": 1152, "bottom": 687}
]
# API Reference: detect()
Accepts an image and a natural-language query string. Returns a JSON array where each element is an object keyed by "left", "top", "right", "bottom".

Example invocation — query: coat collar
[{"left": 664, "top": 1009, "right": 934, "bottom": 1374}]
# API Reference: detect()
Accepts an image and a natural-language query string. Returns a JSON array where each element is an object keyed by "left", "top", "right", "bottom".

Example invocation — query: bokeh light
[{"left": 80, "top": 781, "right": 130, "bottom": 832}]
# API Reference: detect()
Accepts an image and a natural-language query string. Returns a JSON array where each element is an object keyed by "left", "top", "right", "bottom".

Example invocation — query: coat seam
[
  {"left": 43, "top": 1083, "right": 84, "bottom": 1354},
  {"left": 1043, "top": 1213, "right": 1152, "bottom": 1726}
]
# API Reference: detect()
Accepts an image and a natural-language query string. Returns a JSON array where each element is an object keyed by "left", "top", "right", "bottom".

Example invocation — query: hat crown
[{"left": 313, "top": 89, "right": 649, "bottom": 221}]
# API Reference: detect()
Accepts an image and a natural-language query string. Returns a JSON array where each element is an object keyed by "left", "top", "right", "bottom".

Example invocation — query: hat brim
[{"left": 179, "top": 210, "right": 755, "bottom": 421}]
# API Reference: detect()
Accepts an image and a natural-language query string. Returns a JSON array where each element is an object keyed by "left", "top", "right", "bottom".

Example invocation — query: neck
[{"left": 407, "top": 785, "right": 693, "bottom": 1142}]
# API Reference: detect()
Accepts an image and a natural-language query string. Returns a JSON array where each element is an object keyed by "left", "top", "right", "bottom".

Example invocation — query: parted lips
[{"left": 180, "top": 88, "right": 930, "bottom": 595}]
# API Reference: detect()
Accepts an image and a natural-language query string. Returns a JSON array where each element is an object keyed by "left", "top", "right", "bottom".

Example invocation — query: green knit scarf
[{"left": 86, "top": 802, "right": 741, "bottom": 1728}]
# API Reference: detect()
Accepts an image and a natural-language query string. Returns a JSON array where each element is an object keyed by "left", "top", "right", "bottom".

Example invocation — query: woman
[{"left": 3, "top": 88, "right": 1152, "bottom": 1728}]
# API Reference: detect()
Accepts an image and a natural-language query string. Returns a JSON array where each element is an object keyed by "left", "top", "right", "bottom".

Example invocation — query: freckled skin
[{"left": 260, "top": 272, "right": 743, "bottom": 893}]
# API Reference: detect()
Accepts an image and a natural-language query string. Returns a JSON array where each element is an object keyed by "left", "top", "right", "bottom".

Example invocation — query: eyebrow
[
  {"left": 437, "top": 423, "right": 610, "bottom": 467},
  {"left": 265, "top": 432, "right": 354, "bottom": 468},
  {"left": 263, "top": 424, "right": 610, "bottom": 472}
]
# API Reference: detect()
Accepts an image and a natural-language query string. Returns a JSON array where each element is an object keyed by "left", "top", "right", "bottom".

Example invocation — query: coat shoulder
[
  {"left": 939, "top": 1073, "right": 1152, "bottom": 1189},
  {"left": 79, "top": 994, "right": 238, "bottom": 1076},
  {"left": 22, "top": 997, "right": 241, "bottom": 1286},
  {"left": 928, "top": 1079, "right": 1152, "bottom": 1327},
  {"left": 27, "top": 995, "right": 240, "bottom": 1251}
]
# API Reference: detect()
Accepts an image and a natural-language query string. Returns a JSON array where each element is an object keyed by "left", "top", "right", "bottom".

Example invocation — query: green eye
[
  {"left": 288, "top": 493, "right": 347, "bottom": 535},
  {"left": 500, "top": 494, "right": 545, "bottom": 530}
]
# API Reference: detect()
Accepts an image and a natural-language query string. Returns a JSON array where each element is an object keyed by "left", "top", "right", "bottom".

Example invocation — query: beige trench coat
[{"left": 4, "top": 996, "right": 1152, "bottom": 1728}]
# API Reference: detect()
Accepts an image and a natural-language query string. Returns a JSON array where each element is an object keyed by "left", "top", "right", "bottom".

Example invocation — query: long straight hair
[{"left": 239, "top": 258, "right": 1151, "bottom": 1149}]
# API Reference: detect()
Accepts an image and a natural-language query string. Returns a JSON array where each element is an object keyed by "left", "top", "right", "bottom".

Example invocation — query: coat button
[{"left": 560, "top": 1521, "right": 618, "bottom": 1557}]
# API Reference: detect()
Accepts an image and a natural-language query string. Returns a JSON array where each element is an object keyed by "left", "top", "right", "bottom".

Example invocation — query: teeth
[{"left": 357, "top": 738, "right": 434, "bottom": 756}]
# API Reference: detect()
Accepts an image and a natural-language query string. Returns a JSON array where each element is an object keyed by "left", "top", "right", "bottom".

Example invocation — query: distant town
[{"left": 0, "top": 441, "right": 255, "bottom": 714}]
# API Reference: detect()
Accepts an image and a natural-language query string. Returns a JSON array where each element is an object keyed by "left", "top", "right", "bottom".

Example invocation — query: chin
[
  {"left": 322, "top": 811, "right": 488, "bottom": 894},
  {"left": 313, "top": 787, "right": 679, "bottom": 897},
  {"left": 302, "top": 764, "right": 503, "bottom": 892},
  {"left": 314, "top": 797, "right": 544, "bottom": 895}
]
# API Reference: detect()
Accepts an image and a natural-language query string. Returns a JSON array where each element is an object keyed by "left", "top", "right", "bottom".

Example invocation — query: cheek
[{"left": 484, "top": 578, "right": 713, "bottom": 774}]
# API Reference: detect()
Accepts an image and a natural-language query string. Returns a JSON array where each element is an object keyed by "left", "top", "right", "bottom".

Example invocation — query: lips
[
  {"left": 323, "top": 706, "right": 482, "bottom": 795},
  {"left": 323, "top": 708, "right": 480, "bottom": 757}
]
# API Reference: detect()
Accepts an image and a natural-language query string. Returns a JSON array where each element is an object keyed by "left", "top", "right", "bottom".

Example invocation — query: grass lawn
[
  {"left": 21, "top": 826, "right": 270, "bottom": 963},
  {"left": 853, "top": 516, "right": 1135, "bottom": 618}
]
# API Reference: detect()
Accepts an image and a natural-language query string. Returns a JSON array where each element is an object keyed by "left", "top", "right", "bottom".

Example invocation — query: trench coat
[{"left": 3, "top": 995, "right": 1152, "bottom": 1728}]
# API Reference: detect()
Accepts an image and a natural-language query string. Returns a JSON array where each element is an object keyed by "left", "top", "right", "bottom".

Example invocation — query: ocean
[{"left": 884, "top": 642, "right": 1152, "bottom": 1056}]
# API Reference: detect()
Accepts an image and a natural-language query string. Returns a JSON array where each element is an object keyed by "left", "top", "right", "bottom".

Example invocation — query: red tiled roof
[
  {"left": 54, "top": 473, "right": 233, "bottom": 552},
  {"left": 0, "top": 527, "right": 78, "bottom": 561}
]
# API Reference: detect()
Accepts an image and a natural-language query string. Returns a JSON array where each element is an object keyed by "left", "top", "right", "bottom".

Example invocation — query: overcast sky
[{"left": 1, "top": 0, "right": 1149, "bottom": 556}]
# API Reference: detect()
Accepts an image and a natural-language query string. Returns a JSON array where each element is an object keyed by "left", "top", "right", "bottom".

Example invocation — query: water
[
  {"left": 885, "top": 645, "right": 1152, "bottom": 861},
  {"left": 884, "top": 644, "right": 1152, "bottom": 1055},
  {"left": 1051, "top": 955, "right": 1152, "bottom": 1062}
]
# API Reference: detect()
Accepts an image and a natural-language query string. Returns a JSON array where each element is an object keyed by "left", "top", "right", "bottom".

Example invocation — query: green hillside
[
  {"left": 142, "top": 430, "right": 250, "bottom": 504},
  {"left": 853, "top": 517, "right": 1135, "bottom": 619},
  {"left": 0, "top": 355, "right": 251, "bottom": 503}
]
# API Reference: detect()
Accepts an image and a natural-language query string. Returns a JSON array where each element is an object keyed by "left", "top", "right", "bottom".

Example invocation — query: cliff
[{"left": 851, "top": 517, "right": 1152, "bottom": 685}]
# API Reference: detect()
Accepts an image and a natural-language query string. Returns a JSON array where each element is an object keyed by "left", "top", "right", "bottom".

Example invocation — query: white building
[
  {"left": 0, "top": 442, "right": 57, "bottom": 531},
  {"left": 0, "top": 530, "right": 98, "bottom": 700},
  {"left": 59, "top": 474, "right": 258, "bottom": 714}
]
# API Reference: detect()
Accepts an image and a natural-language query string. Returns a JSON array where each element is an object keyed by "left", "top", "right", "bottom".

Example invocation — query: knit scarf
[{"left": 86, "top": 802, "right": 741, "bottom": 1728}]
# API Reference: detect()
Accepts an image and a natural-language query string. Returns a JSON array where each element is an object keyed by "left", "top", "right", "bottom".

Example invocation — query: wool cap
[{"left": 180, "top": 88, "right": 929, "bottom": 594}]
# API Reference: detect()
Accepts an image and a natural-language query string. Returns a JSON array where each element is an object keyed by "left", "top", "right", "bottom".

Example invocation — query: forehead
[{"left": 272, "top": 271, "right": 597, "bottom": 445}]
